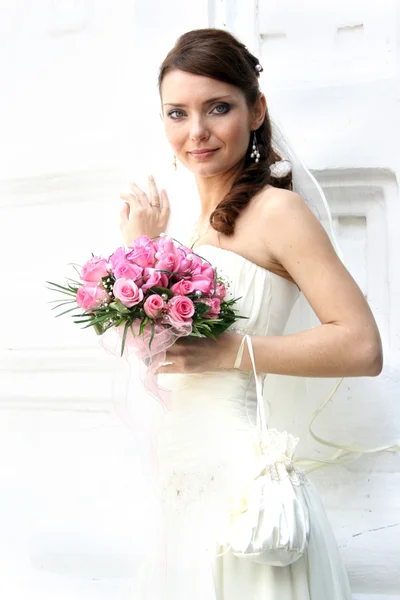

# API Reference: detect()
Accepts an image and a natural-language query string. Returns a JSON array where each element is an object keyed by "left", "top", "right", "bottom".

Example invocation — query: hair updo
[{"left": 158, "top": 28, "right": 292, "bottom": 236}]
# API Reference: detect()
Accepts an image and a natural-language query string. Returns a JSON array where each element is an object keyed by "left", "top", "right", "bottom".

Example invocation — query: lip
[{"left": 189, "top": 148, "right": 219, "bottom": 157}]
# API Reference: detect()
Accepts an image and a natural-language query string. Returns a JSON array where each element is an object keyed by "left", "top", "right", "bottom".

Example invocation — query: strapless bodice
[
  {"left": 193, "top": 245, "right": 300, "bottom": 338},
  {"left": 157, "top": 245, "right": 300, "bottom": 428}
]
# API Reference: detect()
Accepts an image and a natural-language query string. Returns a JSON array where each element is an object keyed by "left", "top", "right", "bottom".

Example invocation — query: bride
[{"left": 118, "top": 28, "right": 382, "bottom": 600}]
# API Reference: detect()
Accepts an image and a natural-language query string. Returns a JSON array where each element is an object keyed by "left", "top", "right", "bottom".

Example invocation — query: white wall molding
[
  {"left": 314, "top": 167, "right": 398, "bottom": 360},
  {"left": 0, "top": 347, "right": 116, "bottom": 412},
  {"left": 0, "top": 167, "right": 125, "bottom": 209}
]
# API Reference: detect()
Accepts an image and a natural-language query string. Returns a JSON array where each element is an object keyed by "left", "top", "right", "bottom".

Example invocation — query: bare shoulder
[
  {"left": 258, "top": 186, "right": 313, "bottom": 224},
  {"left": 256, "top": 186, "right": 332, "bottom": 260},
  {"left": 257, "top": 186, "right": 380, "bottom": 337}
]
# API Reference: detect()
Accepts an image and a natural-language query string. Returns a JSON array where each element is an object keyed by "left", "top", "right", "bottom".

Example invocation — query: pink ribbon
[{"left": 100, "top": 317, "right": 192, "bottom": 411}]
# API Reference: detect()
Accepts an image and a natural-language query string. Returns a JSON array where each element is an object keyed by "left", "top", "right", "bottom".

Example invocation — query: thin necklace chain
[{"left": 188, "top": 216, "right": 211, "bottom": 247}]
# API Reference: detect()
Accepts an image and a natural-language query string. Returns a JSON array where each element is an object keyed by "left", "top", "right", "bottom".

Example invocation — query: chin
[
  {"left": 193, "top": 166, "right": 222, "bottom": 177},
  {"left": 188, "top": 160, "right": 232, "bottom": 178}
]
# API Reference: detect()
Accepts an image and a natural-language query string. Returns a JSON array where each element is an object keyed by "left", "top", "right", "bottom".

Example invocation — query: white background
[{"left": 0, "top": 0, "right": 399, "bottom": 598}]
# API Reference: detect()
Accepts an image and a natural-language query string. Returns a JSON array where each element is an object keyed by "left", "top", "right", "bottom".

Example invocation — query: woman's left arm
[
  {"left": 235, "top": 190, "right": 383, "bottom": 377},
  {"left": 159, "top": 191, "right": 383, "bottom": 378}
]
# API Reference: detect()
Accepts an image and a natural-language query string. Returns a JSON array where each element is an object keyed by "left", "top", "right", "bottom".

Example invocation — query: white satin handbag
[{"left": 228, "top": 334, "right": 311, "bottom": 567}]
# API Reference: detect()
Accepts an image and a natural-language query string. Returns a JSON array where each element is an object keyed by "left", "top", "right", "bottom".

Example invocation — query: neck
[{"left": 194, "top": 163, "right": 242, "bottom": 218}]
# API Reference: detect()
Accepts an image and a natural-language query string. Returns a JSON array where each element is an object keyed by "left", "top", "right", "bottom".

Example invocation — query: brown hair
[{"left": 158, "top": 28, "right": 292, "bottom": 236}]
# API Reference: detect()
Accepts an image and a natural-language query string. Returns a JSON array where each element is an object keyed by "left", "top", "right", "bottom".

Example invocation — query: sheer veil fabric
[
  {"left": 260, "top": 115, "right": 398, "bottom": 470},
  {"left": 104, "top": 116, "right": 398, "bottom": 599}
]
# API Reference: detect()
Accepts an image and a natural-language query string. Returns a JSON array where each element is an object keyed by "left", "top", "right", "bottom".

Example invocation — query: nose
[{"left": 189, "top": 115, "right": 210, "bottom": 142}]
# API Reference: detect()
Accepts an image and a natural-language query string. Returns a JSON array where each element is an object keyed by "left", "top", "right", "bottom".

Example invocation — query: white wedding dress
[{"left": 134, "top": 244, "right": 353, "bottom": 600}]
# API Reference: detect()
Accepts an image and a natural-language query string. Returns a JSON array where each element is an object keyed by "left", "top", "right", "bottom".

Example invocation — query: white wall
[
  {"left": 252, "top": 3, "right": 400, "bottom": 596},
  {"left": 0, "top": 0, "right": 399, "bottom": 598}
]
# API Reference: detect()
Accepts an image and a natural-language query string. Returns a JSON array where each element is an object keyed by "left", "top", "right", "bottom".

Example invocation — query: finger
[
  {"left": 119, "top": 201, "right": 130, "bottom": 224},
  {"left": 129, "top": 182, "right": 148, "bottom": 207},
  {"left": 160, "top": 189, "right": 170, "bottom": 219},
  {"left": 148, "top": 175, "right": 160, "bottom": 208},
  {"left": 120, "top": 192, "right": 141, "bottom": 210}
]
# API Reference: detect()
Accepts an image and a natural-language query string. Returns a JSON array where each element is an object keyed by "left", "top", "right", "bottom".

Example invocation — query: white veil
[
  {"left": 103, "top": 93, "right": 399, "bottom": 600},
  {"left": 263, "top": 114, "right": 399, "bottom": 473}
]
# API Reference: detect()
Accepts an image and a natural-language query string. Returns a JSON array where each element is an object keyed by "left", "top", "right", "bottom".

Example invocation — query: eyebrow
[{"left": 163, "top": 95, "right": 234, "bottom": 107}]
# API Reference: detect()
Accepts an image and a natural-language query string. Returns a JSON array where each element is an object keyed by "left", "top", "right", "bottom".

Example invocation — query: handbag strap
[
  {"left": 233, "top": 335, "right": 400, "bottom": 474},
  {"left": 233, "top": 334, "right": 267, "bottom": 434}
]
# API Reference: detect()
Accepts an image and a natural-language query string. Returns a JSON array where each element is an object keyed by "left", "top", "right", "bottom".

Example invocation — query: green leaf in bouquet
[
  {"left": 139, "top": 316, "right": 149, "bottom": 338},
  {"left": 149, "top": 286, "right": 173, "bottom": 299},
  {"left": 93, "top": 322, "right": 105, "bottom": 335},
  {"left": 191, "top": 324, "right": 217, "bottom": 340},
  {"left": 65, "top": 277, "right": 83, "bottom": 287},
  {"left": 67, "top": 263, "right": 83, "bottom": 278},
  {"left": 149, "top": 319, "right": 155, "bottom": 349},
  {"left": 129, "top": 322, "right": 136, "bottom": 340},
  {"left": 189, "top": 323, "right": 202, "bottom": 337},
  {"left": 54, "top": 306, "right": 81, "bottom": 318},
  {"left": 109, "top": 300, "right": 131, "bottom": 314},
  {"left": 121, "top": 320, "right": 130, "bottom": 357},
  {"left": 194, "top": 302, "right": 211, "bottom": 317},
  {"left": 209, "top": 321, "right": 236, "bottom": 337},
  {"left": 45, "top": 281, "right": 77, "bottom": 297},
  {"left": 73, "top": 311, "right": 112, "bottom": 328},
  {"left": 49, "top": 300, "right": 76, "bottom": 310}
]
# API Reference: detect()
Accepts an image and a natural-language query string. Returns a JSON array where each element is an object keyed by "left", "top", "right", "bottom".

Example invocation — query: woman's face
[{"left": 160, "top": 70, "right": 262, "bottom": 179}]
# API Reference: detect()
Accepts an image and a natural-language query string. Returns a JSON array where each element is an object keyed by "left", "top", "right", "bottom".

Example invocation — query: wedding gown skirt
[{"left": 134, "top": 245, "right": 352, "bottom": 600}]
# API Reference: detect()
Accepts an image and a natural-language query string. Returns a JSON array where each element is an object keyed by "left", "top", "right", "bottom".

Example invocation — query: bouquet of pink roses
[{"left": 46, "top": 234, "right": 246, "bottom": 358}]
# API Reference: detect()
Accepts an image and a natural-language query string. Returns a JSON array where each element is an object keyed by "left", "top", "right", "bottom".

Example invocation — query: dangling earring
[
  {"left": 250, "top": 132, "right": 260, "bottom": 163},
  {"left": 172, "top": 154, "right": 177, "bottom": 171}
]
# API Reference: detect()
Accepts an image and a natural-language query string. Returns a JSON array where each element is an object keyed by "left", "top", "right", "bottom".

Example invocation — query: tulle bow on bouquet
[{"left": 46, "top": 234, "right": 246, "bottom": 409}]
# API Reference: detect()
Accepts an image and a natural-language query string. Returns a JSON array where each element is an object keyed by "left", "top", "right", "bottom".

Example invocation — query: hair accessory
[
  {"left": 250, "top": 132, "right": 260, "bottom": 163},
  {"left": 269, "top": 159, "right": 291, "bottom": 177},
  {"left": 255, "top": 63, "right": 263, "bottom": 72}
]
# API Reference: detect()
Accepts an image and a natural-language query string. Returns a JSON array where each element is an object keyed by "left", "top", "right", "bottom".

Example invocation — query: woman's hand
[
  {"left": 155, "top": 332, "right": 243, "bottom": 375},
  {"left": 119, "top": 175, "right": 170, "bottom": 247}
]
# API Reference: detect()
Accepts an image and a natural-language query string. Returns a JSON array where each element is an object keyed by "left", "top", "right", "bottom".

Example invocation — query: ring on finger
[{"left": 150, "top": 202, "right": 161, "bottom": 207}]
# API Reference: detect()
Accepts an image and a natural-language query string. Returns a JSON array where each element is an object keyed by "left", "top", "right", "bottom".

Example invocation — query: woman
[{"left": 119, "top": 28, "right": 382, "bottom": 600}]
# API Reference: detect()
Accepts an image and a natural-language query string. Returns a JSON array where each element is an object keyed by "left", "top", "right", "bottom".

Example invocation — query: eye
[
  {"left": 212, "top": 103, "right": 231, "bottom": 115},
  {"left": 167, "top": 109, "right": 185, "bottom": 120}
]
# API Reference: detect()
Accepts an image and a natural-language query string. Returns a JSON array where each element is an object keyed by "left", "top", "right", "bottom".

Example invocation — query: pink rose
[
  {"left": 113, "top": 278, "right": 143, "bottom": 307},
  {"left": 178, "top": 244, "right": 193, "bottom": 255},
  {"left": 126, "top": 236, "right": 156, "bottom": 268},
  {"left": 174, "top": 252, "right": 195, "bottom": 275},
  {"left": 190, "top": 255, "right": 207, "bottom": 274},
  {"left": 201, "top": 263, "right": 216, "bottom": 279},
  {"left": 141, "top": 268, "right": 169, "bottom": 293},
  {"left": 203, "top": 297, "right": 221, "bottom": 318},
  {"left": 80, "top": 257, "right": 109, "bottom": 283},
  {"left": 143, "top": 294, "right": 165, "bottom": 319},
  {"left": 113, "top": 260, "right": 143, "bottom": 283},
  {"left": 156, "top": 236, "right": 178, "bottom": 254},
  {"left": 76, "top": 283, "right": 110, "bottom": 310},
  {"left": 109, "top": 247, "right": 126, "bottom": 270},
  {"left": 167, "top": 295, "right": 195, "bottom": 324},
  {"left": 191, "top": 273, "right": 214, "bottom": 295},
  {"left": 156, "top": 252, "right": 181, "bottom": 273},
  {"left": 179, "top": 260, "right": 193, "bottom": 274},
  {"left": 191, "top": 258, "right": 216, "bottom": 278},
  {"left": 127, "top": 235, "right": 156, "bottom": 253},
  {"left": 170, "top": 280, "right": 195, "bottom": 296},
  {"left": 216, "top": 282, "right": 227, "bottom": 300}
]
